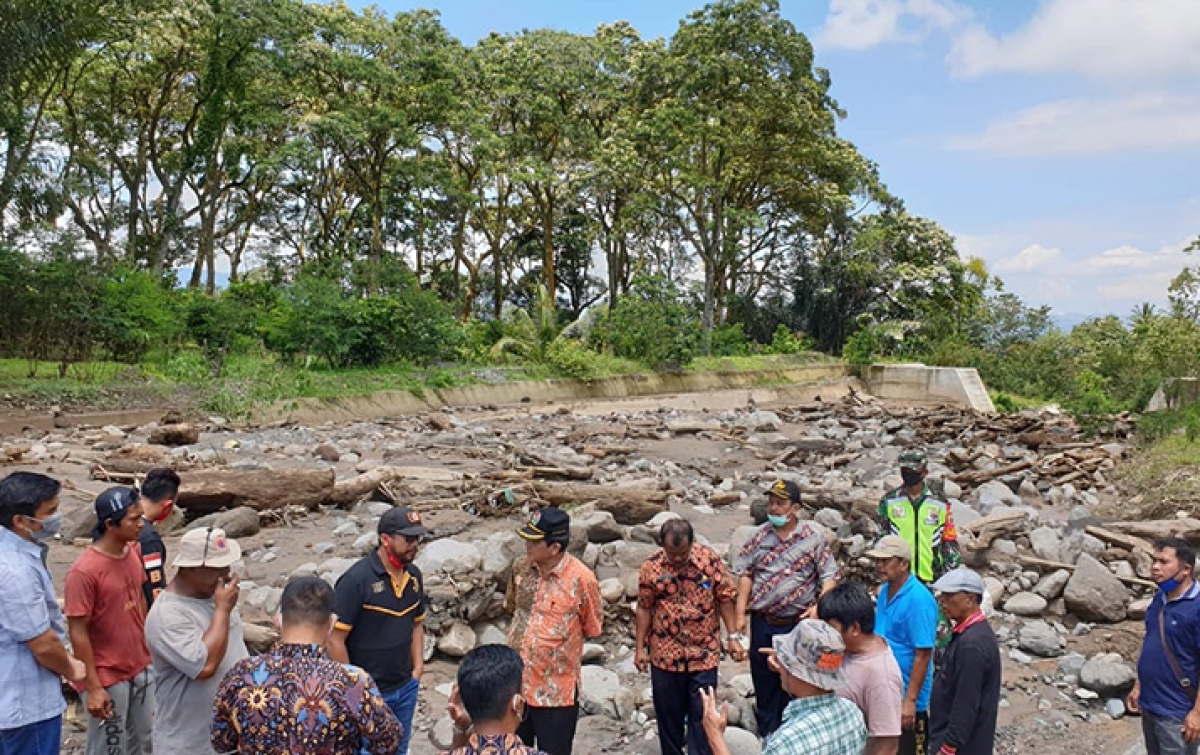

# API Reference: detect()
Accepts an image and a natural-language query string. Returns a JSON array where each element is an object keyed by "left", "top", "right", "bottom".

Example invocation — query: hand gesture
[
  {"left": 87, "top": 687, "right": 114, "bottom": 720},
  {"left": 699, "top": 686, "right": 728, "bottom": 739},
  {"left": 447, "top": 685, "right": 471, "bottom": 733},
  {"left": 215, "top": 574, "right": 240, "bottom": 612}
]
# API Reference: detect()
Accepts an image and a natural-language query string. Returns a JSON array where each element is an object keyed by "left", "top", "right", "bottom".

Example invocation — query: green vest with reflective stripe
[{"left": 878, "top": 487, "right": 949, "bottom": 584}]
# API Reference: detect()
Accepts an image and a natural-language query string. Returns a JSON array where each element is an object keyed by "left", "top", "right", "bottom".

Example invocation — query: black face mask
[{"left": 900, "top": 469, "right": 923, "bottom": 487}]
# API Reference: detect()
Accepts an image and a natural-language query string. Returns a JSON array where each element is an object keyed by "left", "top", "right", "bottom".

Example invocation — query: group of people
[{"left": 0, "top": 445, "right": 1193, "bottom": 755}]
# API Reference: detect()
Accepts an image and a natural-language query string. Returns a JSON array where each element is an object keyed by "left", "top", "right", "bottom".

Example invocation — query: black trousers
[
  {"left": 651, "top": 665, "right": 719, "bottom": 755},
  {"left": 517, "top": 701, "right": 579, "bottom": 755},
  {"left": 900, "top": 711, "right": 929, "bottom": 755},
  {"left": 750, "top": 613, "right": 796, "bottom": 737}
]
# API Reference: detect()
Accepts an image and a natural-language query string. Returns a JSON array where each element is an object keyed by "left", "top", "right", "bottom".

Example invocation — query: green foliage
[
  {"left": 182, "top": 290, "right": 255, "bottom": 378},
  {"left": 711, "top": 323, "right": 751, "bottom": 357},
  {"left": 842, "top": 327, "right": 884, "bottom": 366},
  {"left": 545, "top": 339, "right": 603, "bottom": 380},
  {"left": 594, "top": 276, "right": 701, "bottom": 371},
  {"left": 94, "top": 267, "right": 180, "bottom": 363},
  {"left": 765, "top": 324, "right": 811, "bottom": 355}
]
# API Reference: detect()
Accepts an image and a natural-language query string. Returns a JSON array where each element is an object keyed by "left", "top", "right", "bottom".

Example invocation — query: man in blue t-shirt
[
  {"left": 870, "top": 535, "right": 938, "bottom": 755},
  {"left": 1130, "top": 538, "right": 1200, "bottom": 755}
]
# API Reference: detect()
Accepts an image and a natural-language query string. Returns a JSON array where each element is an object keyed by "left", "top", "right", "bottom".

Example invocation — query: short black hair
[
  {"left": 1155, "top": 538, "right": 1197, "bottom": 570},
  {"left": 817, "top": 581, "right": 876, "bottom": 635},
  {"left": 140, "top": 468, "right": 181, "bottom": 504},
  {"left": 0, "top": 472, "right": 61, "bottom": 528},
  {"left": 660, "top": 518, "right": 694, "bottom": 547},
  {"left": 280, "top": 576, "right": 334, "bottom": 626},
  {"left": 458, "top": 644, "right": 524, "bottom": 723},
  {"left": 545, "top": 533, "right": 569, "bottom": 553}
]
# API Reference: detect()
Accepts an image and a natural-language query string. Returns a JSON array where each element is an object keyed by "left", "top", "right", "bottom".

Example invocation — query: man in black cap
[
  {"left": 506, "top": 507, "right": 601, "bottom": 755},
  {"left": 329, "top": 505, "right": 429, "bottom": 755}
]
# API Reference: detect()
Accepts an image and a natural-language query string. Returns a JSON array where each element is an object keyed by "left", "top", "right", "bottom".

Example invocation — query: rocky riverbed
[{"left": 0, "top": 392, "right": 1165, "bottom": 754}]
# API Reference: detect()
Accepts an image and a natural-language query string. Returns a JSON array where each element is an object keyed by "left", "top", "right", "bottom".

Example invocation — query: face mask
[
  {"left": 153, "top": 501, "right": 174, "bottom": 523},
  {"left": 29, "top": 512, "right": 62, "bottom": 543},
  {"left": 767, "top": 514, "right": 790, "bottom": 528},
  {"left": 1160, "top": 568, "right": 1187, "bottom": 595},
  {"left": 900, "top": 469, "right": 923, "bottom": 487}
]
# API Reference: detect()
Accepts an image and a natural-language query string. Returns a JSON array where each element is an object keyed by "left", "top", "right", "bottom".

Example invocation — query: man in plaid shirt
[{"left": 700, "top": 619, "right": 867, "bottom": 755}]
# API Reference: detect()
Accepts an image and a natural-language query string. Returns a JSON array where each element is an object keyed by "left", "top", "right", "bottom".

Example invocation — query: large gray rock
[
  {"left": 735, "top": 411, "right": 783, "bottom": 433},
  {"left": 723, "top": 727, "right": 763, "bottom": 755},
  {"left": 973, "top": 480, "right": 1022, "bottom": 515},
  {"left": 415, "top": 539, "right": 483, "bottom": 576},
  {"left": 1064, "top": 554, "right": 1129, "bottom": 623},
  {"left": 1018, "top": 620, "right": 1065, "bottom": 657},
  {"left": 579, "top": 666, "right": 634, "bottom": 720},
  {"left": 1029, "top": 527, "right": 1063, "bottom": 563},
  {"left": 1079, "top": 655, "right": 1136, "bottom": 697},
  {"left": 1005, "top": 592, "right": 1048, "bottom": 617},
  {"left": 436, "top": 622, "right": 476, "bottom": 658},
  {"left": 1034, "top": 569, "right": 1072, "bottom": 601},
  {"left": 600, "top": 541, "right": 660, "bottom": 573},
  {"left": 187, "top": 506, "right": 261, "bottom": 539},
  {"left": 1018, "top": 478, "right": 1044, "bottom": 508},
  {"left": 578, "top": 510, "right": 624, "bottom": 544}
]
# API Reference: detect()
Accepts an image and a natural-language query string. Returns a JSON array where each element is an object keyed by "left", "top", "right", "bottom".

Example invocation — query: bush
[
  {"left": 594, "top": 276, "right": 701, "bottom": 371},
  {"left": 842, "top": 327, "right": 883, "bottom": 365},
  {"left": 94, "top": 267, "right": 180, "bottom": 363},
  {"left": 711, "top": 323, "right": 751, "bottom": 357},
  {"left": 764, "top": 324, "right": 811, "bottom": 355},
  {"left": 545, "top": 339, "right": 604, "bottom": 380}
]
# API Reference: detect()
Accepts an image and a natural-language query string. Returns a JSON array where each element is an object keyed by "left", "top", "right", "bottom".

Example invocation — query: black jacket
[{"left": 929, "top": 616, "right": 1002, "bottom": 755}]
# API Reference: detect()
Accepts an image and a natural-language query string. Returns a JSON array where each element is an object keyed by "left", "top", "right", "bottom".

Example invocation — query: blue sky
[{"left": 348, "top": 0, "right": 1200, "bottom": 319}]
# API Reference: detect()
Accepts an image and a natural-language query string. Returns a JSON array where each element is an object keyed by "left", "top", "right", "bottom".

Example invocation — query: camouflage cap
[
  {"left": 772, "top": 619, "right": 847, "bottom": 691},
  {"left": 898, "top": 449, "right": 927, "bottom": 469}
]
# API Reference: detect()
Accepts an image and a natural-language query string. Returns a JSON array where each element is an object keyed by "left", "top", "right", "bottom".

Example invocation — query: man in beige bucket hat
[
  {"left": 144, "top": 527, "right": 248, "bottom": 754},
  {"left": 700, "top": 618, "right": 868, "bottom": 755}
]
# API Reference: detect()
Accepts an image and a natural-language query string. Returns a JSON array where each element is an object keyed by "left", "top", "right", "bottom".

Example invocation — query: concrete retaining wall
[{"left": 861, "top": 364, "right": 996, "bottom": 413}]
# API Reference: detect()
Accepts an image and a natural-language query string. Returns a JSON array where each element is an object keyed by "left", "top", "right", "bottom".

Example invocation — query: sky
[{"left": 347, "top": 0, "right": 1200, "bottom": 321}]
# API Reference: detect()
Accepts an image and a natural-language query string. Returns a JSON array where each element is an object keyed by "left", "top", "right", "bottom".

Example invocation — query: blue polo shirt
[
  {"left": 1139, "top": 582, "right": 1200, "bottom": 720},
  {"left": 877, "top": 575, "right": 938, "bottom": 713}
]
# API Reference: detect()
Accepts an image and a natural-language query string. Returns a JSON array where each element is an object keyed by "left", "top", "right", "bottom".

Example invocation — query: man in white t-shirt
[
  {"left": 145, "top": 527, "right": 248, "bottom": 754},
  {"left": 818, "top": 581, "right": 903, "bottom": 755}
]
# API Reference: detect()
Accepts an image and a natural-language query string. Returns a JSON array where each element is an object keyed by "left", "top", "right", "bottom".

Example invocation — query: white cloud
[
  {"left": 993, "top": 244, "right": 1061, "bottom": 273},
  {"left": 816, "top": 0, "right": 965, "bottom": 50},
  {"left": 946, "top": 93, "right": 1200, "bottom": 157},
  {"left": 949, "top": 0, "right": 1200, "bottom": 79}
]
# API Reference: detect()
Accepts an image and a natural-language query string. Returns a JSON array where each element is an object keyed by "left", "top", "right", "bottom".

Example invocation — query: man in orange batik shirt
[{"left": 506, "top": 507, "right": 602, "bottom": 755}]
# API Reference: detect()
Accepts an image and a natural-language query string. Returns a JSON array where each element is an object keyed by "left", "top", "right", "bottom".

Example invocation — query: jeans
[
  {"left": 85, "top": 667, "right": 154, "bottom": 755},
  {"left": 1144, "top": 710, "right": 1200, "bottom": 755},
  {"left": 379, "top": 678, "right": 420, "bottom": 755},
  {"left": 749, "top": 613, "right": 796, "bottom": 737},
  {"left": 651, "top": 665, "right": 718, "bottom": 755},
  {"left": 0, "top": 715, "right": 62, "bottom": 755}
]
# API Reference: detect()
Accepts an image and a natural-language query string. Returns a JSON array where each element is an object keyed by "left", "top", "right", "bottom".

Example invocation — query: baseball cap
[
  {"left": 378, "top": 506, "right": 429, "bottom": 538},
  {"left": 174, "top": 527, "right": 242, "bottom": 568},
  {"left": 518, "top": 507, "right": 570, "bottom": 541},
  {"left": 865, "top": 535, "right": 912, "bottom": 561},
  {"left": 92, "top": 486, "right": 139, "bottom": 539},
  {"left": 772, "top": 619, "right": 848, "bottom": 692},
  {"left": 898, "top": 449, "right": 927, "bottom": 469},
  {"left": 932, "top": 567, "right": 986, "bottom": 596},
  {"left": 767, "top": 479, "right": 801, "bottom": 504}
]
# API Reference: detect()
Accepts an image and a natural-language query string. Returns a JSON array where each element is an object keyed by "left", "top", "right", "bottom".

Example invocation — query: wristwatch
[{"left": 727, "top": 633, "right": 747, "bottom": 647}]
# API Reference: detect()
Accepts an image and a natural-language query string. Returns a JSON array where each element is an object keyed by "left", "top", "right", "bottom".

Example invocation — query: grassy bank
[
  {"left": 0, "top": 351, "right": 831, "bottom": 419},
  {"left": 1109, "top": 434, "right": 1200, "bottom": 519}
]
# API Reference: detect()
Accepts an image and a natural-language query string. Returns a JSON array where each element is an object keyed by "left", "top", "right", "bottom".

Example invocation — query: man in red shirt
[{"left": 65, "top": 487, "right": 154, "bottom": 755}]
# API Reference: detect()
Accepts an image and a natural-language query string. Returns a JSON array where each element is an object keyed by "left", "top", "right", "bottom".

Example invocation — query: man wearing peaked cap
[
  {"left": 64, "top": 486, "right": 154, "bottom": 755},
  {"left": 700, "top": 619, "right": 867, "bottom": 755},
  {"left": 144, "top": 527, "right": 248, "bottom": 754},
  {"left": 877, "top": 449, "right": 960, "bottom": 586},
  {"left": 732, "top": 479, "right": 840, "bottom": 737},
  {"left": 506, "top": 507, "right": 601, "bottom": 755},
  {"left": 329, "top": 505, "right": 429, "bottom": 755},
  {"left": 927, "top": 568, "right": 1001, "bottom": 755}
]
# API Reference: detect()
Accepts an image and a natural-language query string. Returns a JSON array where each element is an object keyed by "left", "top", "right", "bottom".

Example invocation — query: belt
[{"left": 754, "top": 612, "right": 801, "bottom": 627}]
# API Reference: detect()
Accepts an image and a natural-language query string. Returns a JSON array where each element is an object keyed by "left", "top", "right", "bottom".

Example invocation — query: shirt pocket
[{"left": 531, "top": 595, "right": 574, "bottom": 643}]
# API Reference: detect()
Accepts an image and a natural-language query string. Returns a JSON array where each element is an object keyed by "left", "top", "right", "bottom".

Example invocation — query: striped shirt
[
  {"left": 763, "top": 693, "right": 868, "bottom": 755},
  {"left": 732, "top": 522, "right": 839, "bottom": 621},
  {"left": 0, "top": 526, "right": 68, "bottom": 729}
]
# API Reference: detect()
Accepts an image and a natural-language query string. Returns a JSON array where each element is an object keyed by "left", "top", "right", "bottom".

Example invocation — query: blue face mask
[
  {"left": 1160, "top": 568, "right": 1187, "bottom": 595},
  {"left": 29, "top": 512, "right": 62, "bottom": 543},
  {"left": 767, "top": 514, "right": 790, "bottom": 528}
]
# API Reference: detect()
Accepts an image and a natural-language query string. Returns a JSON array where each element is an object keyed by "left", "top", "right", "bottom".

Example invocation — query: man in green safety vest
[{"left": 876, "top": 449, "right": 960, "bottom": 587}]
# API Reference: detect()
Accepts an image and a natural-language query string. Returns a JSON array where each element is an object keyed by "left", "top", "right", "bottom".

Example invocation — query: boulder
[
  {"left": 600, "top": 541, "right": 660, "bottom": 573},
  {"left": 436, "top": 623, "right": 476, "bottom": 658},
  {"left": 723, "top": 727, "right": 763, "bottom": 755},
  {"left": 579, "top": 666, "right": 633, "bottom": 720},
  {"left": 973, "top": 480, "right": 1022, "bottom": 515},
  {"left": 62, "top": 505, "right": 99, "bottom": 543},
  {"left": 1018, "top": 478, "right": 1044, "bottom": 508},
  {"left": 735, "top": 411, "right": 783, "bottom": 432},
  {"left": 1018, "top": 620, "right": 1065, "bottom": 658},
  {"left": 578, "top": 511, "right": 624, "bottom": 544},
  {"left": 982, "top": 577, "right": 1006, "bottom": 608},
  {"left": 1064, "top": 554, "right": 1129, "bottom": 623},
  {"left": 1004, "top": 592, "right": 1048, "bottom": 617},
  {"left": 314, "top": 443, "right": 341, "bottom": 462},
  {"left": 187, "top": 506, "right": 261, "bottom": 539},
  {"left": 474, "top": 623, "right": 508, "bottom": 647},
  {"left": 1029, "top": 527, "right": 1063, "bottom": 563},
  {"left": 416, "top": 539, "right": 483, "bottom": 576},
  {"left": 1033, "top": 570, "right": 1071, "bottom": 601},
  {"left": 1079, "top": 656, "right": 1136, "bottom": 697},
  {"left": 599, "top": 578, "right": 625, "bottom": 603}
]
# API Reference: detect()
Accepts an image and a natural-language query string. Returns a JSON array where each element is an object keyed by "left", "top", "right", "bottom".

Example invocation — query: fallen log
[
  {"left": 1015, "top": 554, "right": 1156, "bottom": 588},
  {"left": 1084, "top": 525, "right": 1154, "bottom": 554},
  {"left": 708, "top": 491, "right": 743, "bottom": 506},
  {"left": 1107, "top": 518, "right": 1200, "bottom": 545},
  {"left": 530, "top": 481, "right": 676, "bottom": 525},
  {"left": 951, "top": 459, "right": 1033, "bottom": 485},
  {"left": 581, "top": 445, "right": 637, "bottom": 459},
  {"left": 179, "top": 468, "right": 334, "bottom": 513},
  {"left": 148, "top": 423, "right": 200, "bottom": 447},
  {"left": 330, "top": 466, "right": 409, "bottom": 508}
]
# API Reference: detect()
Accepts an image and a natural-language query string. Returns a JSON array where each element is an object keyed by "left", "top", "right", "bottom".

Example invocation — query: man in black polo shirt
[
  {"left": 330, "top": 506, "right": 428, "bottom": 755},
  {"left": 138, "top": 468, "right": 180, "bottom": 608}
]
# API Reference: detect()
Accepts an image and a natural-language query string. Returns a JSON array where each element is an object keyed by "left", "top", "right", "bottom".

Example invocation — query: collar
[
  {"left": 533, "top": 553, "right": 571, "bottom": 578},
  {"left": 369, "top": 550, "right": 412, "bottom": 578},
  {"left": 782, "top": 692, "right": 839, "bottom": 717},
  {"left": 1163, "top": 580, "right": 1200, "bottom": 604},
  {"left": 0, "top": 525, "right": 41, "bottom": 557},
  {"left": 465, "top": 732, "right": 525, "bottom": 748},
  {"left": 272, "top": 642, "right": 329, "bottom": 660},
  {"left": 888, "top": 573, "right": 916, "bottom": 601},
  {"left": 952, "top": 610, "right": 986, "bottom": 635}
]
